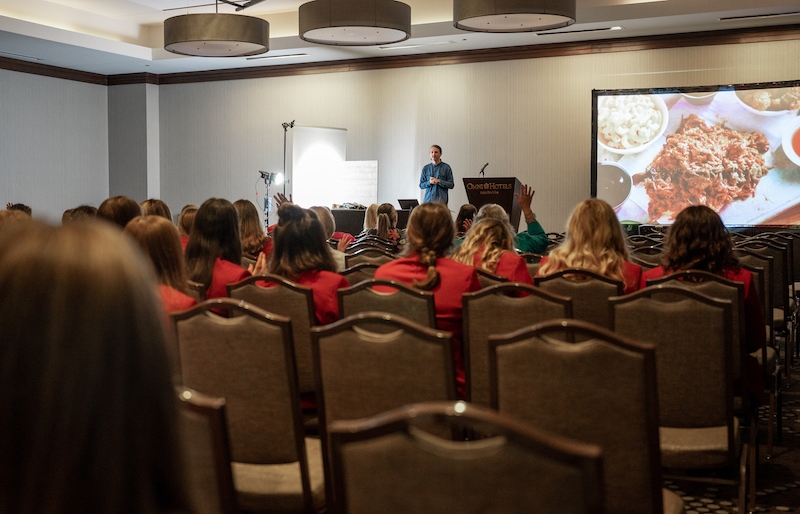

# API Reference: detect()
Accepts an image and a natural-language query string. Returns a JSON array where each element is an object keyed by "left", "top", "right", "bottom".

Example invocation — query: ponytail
[
  {"left": 377, "top": 213, "right": 391, "bottom": 240},
  {"left": 412, "top": 248, "right": 440, "bottom": 290}
]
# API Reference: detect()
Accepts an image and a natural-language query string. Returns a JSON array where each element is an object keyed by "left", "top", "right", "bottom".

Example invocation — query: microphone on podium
[{"left": 479, "top": 163, "right": 489, "bottom": 177}]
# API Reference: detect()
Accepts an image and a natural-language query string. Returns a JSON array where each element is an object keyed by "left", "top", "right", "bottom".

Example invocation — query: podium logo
[{"left": 466, "top": 183, "right": 513, "bottom": 190}]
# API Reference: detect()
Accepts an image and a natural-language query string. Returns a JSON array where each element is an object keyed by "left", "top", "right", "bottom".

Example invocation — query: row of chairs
[{"left": 173, "top": 274, "right": 747, "bottom": 512}]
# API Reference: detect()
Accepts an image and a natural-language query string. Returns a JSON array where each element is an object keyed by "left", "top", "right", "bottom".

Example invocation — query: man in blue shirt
[{"left": 419, "top": 144, "right": 454, "bottom": 205}]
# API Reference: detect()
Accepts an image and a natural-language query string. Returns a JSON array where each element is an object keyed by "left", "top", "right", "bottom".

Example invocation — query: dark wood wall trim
[
  {"left": 155, "top": 23, "right": 800, "bottom": 85},
  {"left": 106, "top": 73, "right": 160, "bottom": 86},
  {"left": 0, "top": 56, "right": 106, "bottom": 85},
  {"left": 1, "top": 23, "right": 799, "bottom": 86}
]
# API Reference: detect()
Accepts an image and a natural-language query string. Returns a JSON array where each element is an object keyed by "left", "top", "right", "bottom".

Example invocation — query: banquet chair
[
  {"left": 610, "top": 286, "right": 752, "bottom": 513},
  {"left": 739, "top": 257, "right": 783, "bottom": 457},
  {"left": 339, "top": 262, "right": 380, "bottom": 286},
  {"left": 311, "top": 312, "right": 457, "bottom": 511},
  {"left": 328, "top": 401, "right": 604, "bottom": 514},
  {"left": 534, "top": 269, "right": 623, "bottom": 332},
  {"left": 337, "top": 278, "right": 436, "bottom": 330},
  {"left": 240, "top": 252, "right": 257, "bottom": 270},
  {"left": 629, "top": 245, "right": 663, "bottom": 268},
  {"left": 227, "top": 274, "right": 318, "bottom": 399},
  {"left": 172, "top": 299, "right": 325, "bottom": 513},
  {"left": 626, "top": 234, "right": 664, "bottom": 249},
  {"left": 462, "top": 283, "right": 572, "bottom": 406},
  {"left": 177, "top": 387, "right": 238, "bottom": 514},
  {"left": 475, "top": 268, "right": 508, "bottom": 289},
  {"left": 344, "top": 247, "right": 395, "bottom": 267},
  {"left": 186, "top": 279, "right": 207, "bottom": 303},
  {"left": 645, "top": 270, "right": 759, "bottom": 488},
  {"left": 519, "top": 252, "right": 543, "bottom": 281},
  {"left": 489, "top": 319, "right": 683, "bottom": 514}
]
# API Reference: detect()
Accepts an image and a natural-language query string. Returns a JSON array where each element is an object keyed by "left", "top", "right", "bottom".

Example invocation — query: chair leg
[
  {"left": 739, "top": 442, "right": 750, "bottom": 514},
  {"left": 748, "top": 418, "right": 758, "bottom": 509},
  {"left": 766, "top": 388, "right": 776, "bottom": 459}
]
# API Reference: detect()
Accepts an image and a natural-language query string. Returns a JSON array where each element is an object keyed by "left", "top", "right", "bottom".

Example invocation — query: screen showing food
[{"left": 592, "top": 82, "right": 800, "bottom": 226}]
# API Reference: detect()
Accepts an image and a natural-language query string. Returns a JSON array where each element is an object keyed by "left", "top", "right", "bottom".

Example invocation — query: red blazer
[
  {"left": 641, "top": 265, "right": 765, "bottom": 404},
  {"left": 207, "top": 258, "right": 250, "bottom": 300},
  {"left": 475, "top": 250, "right": 533, "bottom": 285},
  {"left": 536, "top": 256, "right": 642, "bottom": 294},
  {"left": 158, "top": 284, "right": 197, "bottom": 314},
  {"left": 291, "top": 270, "right": 349, "bottom": 326},
  {"left": 374, "top": 255, "right": 481, "bottom": 398}
]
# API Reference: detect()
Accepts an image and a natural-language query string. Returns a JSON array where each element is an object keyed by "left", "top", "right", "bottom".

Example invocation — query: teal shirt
[{"left": 515, "top": 220, "right": 548, "bottom": 254}]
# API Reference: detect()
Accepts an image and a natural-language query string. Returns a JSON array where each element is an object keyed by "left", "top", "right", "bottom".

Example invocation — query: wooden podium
[{"left": 463, "top": 177, "right": 522, "bottom": 229}]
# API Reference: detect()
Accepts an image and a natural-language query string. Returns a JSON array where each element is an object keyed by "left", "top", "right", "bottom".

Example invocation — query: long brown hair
[
  {"left": 404, "top": 202, "right": 455, "bottom": 290},
  {"left": 376, "top": 203, "right": 398, "bottom": 240},
  {"left": 177, "top": 204, "right": 198, "bottom": 239},
  {"left": 268, "top": 203, "right": 336, "bottom": 280},
  {"left": 140, "top": 199, "right": 172, "bottom": 222},
  {"left": 0, "top": 221, "right": 189, "bottom": 513},
  {"left": 234, "top": 199, "right": 269, "bottom": 256},
  {"left": 185, "top": 198, "right": 242, "bottom": 288},
  {"left": 124, "top": 215, "right": 189, "bottom": 293},
  {"left": 661, "top": 205, "right": 738, "bottom": 274}
]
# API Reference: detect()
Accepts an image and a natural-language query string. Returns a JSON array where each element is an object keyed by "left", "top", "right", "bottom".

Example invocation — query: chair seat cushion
[
  {"left": 662, "top": 488, "right": 685, "bottom": 514},
  {"left": 659, "top": 417, "right": 739, "bottom": 469},
  {"left": 752, "top": 345, "right": 776, "bottom": 370},
  {"left": 232, "top": 437, "right": 325, "bottom": 512}
]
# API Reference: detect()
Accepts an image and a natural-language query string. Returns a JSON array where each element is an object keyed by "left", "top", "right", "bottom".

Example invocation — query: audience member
[
  {"left": 454, "top": 203, "right": 477, "bottom": 239},
  {"left": 0, "top": 221, "right": 189, "bottom": 513},
  {"left": 234, "top": 199, "right": 273, "bottom": 259},
  {"left": 469, "top": 185, "right": 548, "bottom": 254},
  {"left": 68, "top": 204, "right": 97, "bottom": 222},
  {"left": 453, "top": 218, "right": 533, "bottom": 284},
  {"left": 536, "top": 198, "right": 642, "bottom": 294},
  {"left": 309, "top": 205, "right": 351, "bottom": 271},
  {"left": 125, "top": 215, "right": 197, "bottom": 314},
  {"left": 259, "top": 203, "right": 348, "bottom": 325},
  {"left": 177, "top": 204, "right": 198, "bottom": 250},
  {"left": 0, "top": 209, "right": 32, "bottom": 230},
  {"left": 97, "top": 195, "right": 141, "bottom": 229},
  {"left": 6, "top": 202, "right": 32, "bottom": 216},
  {"left": 140, "top": 199, "right": 173, "bottom": 222},
  {"left": 185, "top": 198, "right": 264, "bottom": 300},
  {"left": 361, "top": 203, "right": 378, "bottom": 235},
  {"left": 374, "top": 202, "right": 481, "bottom": 396},
  {"left": 368, "top": 202, "right": 403, "bottom": 250},
  {"left": 641, "top": 204, "right": 765, "bottom": 404}
]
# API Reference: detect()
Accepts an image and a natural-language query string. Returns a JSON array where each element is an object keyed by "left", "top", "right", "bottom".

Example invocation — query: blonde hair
[
  {"left": 452, "top": 218, "right": 515, "bottom": 274},
  {"left": 363, "top": 203, "right": 378, "bottom": 232},
  {"left": 538, "top": 199, "right": 630, "bottom": 287}
]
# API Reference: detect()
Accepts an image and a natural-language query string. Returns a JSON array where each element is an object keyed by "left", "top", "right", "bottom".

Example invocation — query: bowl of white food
[{"left": 597, "top": 95, "right": 669, "bottom": 155}]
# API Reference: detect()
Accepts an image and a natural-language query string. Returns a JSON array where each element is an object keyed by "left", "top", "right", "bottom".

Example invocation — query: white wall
[
  {"left": 0, "top": 69, "right": 108, "bottom": 223},
  {"left": 157, "top": 38, "right": 800, "bottom": 233},
  {"left": 2, "top": 37, "right": 799, "bottom": 230}
]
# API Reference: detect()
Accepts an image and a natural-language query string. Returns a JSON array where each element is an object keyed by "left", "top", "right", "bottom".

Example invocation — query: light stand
[
  {"left": 259, "top": 171, "right": 279, "bottom": 229},
  {"left": 282, "top": 120, "right": 295, "bottom": 197}
]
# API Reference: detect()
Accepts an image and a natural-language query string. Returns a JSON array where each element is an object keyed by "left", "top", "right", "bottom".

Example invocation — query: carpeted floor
[{"left": 665, "top": 362, "right": 800, "bottom": 513}]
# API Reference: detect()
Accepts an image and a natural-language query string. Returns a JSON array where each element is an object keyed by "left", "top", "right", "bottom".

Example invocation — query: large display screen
[{"left": 592, "top": 81, "right": 800, "bottom": 226}]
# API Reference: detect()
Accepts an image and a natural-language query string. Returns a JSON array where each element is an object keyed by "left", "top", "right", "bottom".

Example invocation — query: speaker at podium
[{"left": 463, "top": 177, "right": 522, "bottom": 229}]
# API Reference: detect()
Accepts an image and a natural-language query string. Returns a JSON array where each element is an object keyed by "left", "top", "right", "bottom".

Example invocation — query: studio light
[
  {"left": 454, "top": 0, "right": 576, "bottom": 33},
  {"left": 164, "top": 1, "right": 270, "bottom": 57},
  {"left": 299, "top": 0, "right": 411, "bottom": 46}
]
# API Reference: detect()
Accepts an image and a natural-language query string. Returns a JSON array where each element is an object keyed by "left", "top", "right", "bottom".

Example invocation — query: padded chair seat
[
  {"left": 773, "top": 308, "right": 787, "bottom": 330},
  {"left": 662, "top": 488, "right": 685, "bottom": 514},
  {"left": 232, "top": 437, "right": 326, "bottom": 512},
  {"left": 659, "top": 417, "right": 740, "bottom": 469}
]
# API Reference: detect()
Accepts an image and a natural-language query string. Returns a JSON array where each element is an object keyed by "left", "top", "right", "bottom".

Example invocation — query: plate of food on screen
[
  {"left": 633, "top": 114, "right": 771, "bottom": 223},
  {"left": 736, "top": 87, "right": 800, "bottom": 116},
  {"left": 597, "top": 95, "right": 669, "bottom": 154}
]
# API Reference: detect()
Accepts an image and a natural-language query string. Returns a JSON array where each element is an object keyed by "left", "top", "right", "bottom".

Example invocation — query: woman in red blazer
[
  {"left": 374, "top": 202, "right": 481, "bottom": 397},
  {"left": 536, "top": 198, "right": 642, "bottom": 294},
  {"left": 452, "top": 217, "right": 533, "bottom": 284}
]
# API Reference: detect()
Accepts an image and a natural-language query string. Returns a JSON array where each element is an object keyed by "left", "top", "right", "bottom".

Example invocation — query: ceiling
[{"left": 0, "top": 0, "right": 798, "bottom": 76}]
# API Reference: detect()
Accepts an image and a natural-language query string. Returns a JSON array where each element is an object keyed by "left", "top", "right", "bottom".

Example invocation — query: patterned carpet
[{"left": 665, "top": 363, "right": 800, "bottom": 513}]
